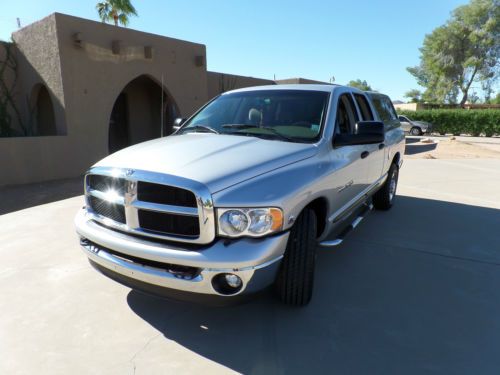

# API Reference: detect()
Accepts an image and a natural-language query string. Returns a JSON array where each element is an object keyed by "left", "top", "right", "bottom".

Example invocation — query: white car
[{"left": 398, "top": 115, "right": 433, "bottom": 135}]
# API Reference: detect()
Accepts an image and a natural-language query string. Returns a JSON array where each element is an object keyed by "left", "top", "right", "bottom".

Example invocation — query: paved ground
[
  {"left": 1, "top": 159, "right": 500, "bottom": 374},
  {"left": 411, "top": 135, "right": 500, "bottom": 153}
]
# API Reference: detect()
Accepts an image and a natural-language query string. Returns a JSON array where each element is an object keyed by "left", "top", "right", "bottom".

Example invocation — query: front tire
[
  {"left": 410, "top": 127, "right": 422, "bottom": 136},
  {"left": 373, "top": 163, "right": 399, "bottom": 210},
  {"left": 275, "top": 209, "right": 317, "bottom": 306}
]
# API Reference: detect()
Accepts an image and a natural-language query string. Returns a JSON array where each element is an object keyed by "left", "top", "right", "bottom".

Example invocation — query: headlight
[{"left": 217, "top": 208, "right": 283, "bottom": 237}]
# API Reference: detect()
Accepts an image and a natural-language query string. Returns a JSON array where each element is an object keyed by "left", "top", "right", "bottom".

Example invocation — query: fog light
[
  {"left": 212, "top": 273, "right": 244, "bottom": 295},
  {"left": 225, "top": 274, "right": 242, "bottom": 288}
]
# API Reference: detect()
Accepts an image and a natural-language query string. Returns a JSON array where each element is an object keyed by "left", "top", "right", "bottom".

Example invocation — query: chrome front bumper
[{"left": 75, "top": 209, "right": 288, "bottom": 298}]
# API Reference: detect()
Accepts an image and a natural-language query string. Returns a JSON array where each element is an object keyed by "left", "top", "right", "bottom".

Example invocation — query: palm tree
[{"left": 96, "top": 0, "right": 137, "bottom": 27}]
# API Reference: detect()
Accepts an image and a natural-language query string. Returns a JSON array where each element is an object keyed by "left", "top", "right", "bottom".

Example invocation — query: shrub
[{"left": 397, "top": 109, "right": 500, "bottom": 137}]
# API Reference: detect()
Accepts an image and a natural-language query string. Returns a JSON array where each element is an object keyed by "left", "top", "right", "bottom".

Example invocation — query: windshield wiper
[
  {"left": 180, "top": 125, "right": 219, "bottom": 134},
  {"left": 222, "top": 124, "right": 295, "bottom": 142}
]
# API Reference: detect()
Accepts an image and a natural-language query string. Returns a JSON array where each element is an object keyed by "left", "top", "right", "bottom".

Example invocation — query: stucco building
[{"left": 0, "top": 13, "right": 320, "bottom": 186}]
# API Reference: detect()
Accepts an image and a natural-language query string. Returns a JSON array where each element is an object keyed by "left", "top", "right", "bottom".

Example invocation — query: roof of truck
[{"left": 226, "top": 84, "right": 341, "bottom": 94}]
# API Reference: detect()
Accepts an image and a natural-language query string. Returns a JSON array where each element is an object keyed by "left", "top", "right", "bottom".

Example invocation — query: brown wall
[
  {"left": 275, "top": 78, "right": 330, "bottom": 85},
  {"left": 55, "top": 13, "right": 209, "bottom": 167},
  {"left": 207, "top": 71, "right": 275, "bottom": 100},
  {"left": 0, "top": 13, "right": 210, "bottom": 186},
  {"left": 12, "top": 14, "right": 67, "bottom": 136},
  {"left": 0, "top": 42, "right": 24, "bottom": 135}
]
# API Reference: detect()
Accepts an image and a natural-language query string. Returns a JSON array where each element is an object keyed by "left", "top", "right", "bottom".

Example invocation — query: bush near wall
[{"left": 397, "top": 109, "right": 500, "bottom": 137}]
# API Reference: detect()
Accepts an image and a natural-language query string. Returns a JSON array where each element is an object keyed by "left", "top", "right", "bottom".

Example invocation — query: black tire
[
  {"left": 373, "top": 163, "right": 399, "bottom": 210},
  {"left": 410, "top": 127, "right": 422, "bottom": 136},
  {"left": 275, "top": 209, "right": 317, "bottom": 306}
]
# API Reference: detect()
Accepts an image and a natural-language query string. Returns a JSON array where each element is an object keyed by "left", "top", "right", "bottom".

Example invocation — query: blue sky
[{"left": 0, "top": 0, "right": 469, "bottom": 101}]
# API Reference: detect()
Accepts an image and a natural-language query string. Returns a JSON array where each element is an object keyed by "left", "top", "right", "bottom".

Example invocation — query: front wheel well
[
  {"left": 303, "top": 198, "right": 328, "bottom": 238},
  {"left": 392, "top": 152, "right": 401, "bottom": 167}
]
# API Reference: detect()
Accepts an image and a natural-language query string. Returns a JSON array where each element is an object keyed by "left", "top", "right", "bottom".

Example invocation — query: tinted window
[
  {"left": 335, "top": 94, "right": 359, "bottom": 135},
  {"left": 354, "top": 94, "right": 374, "bottom": 121},
  {"left": 370, "top": 95, "right": 399, "bottom": 129},
  {"left": 181, "top": 90, "right": 329, "bottom": 143}
]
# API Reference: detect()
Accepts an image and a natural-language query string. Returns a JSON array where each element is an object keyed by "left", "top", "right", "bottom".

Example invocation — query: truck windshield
[{"left": 178, "top": 90, "right": 329, "bottom": 143}]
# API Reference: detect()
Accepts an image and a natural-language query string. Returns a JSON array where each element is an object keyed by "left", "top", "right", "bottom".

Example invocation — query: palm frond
[
  {"left": 118, "top": 13, "right": 129, "bottom": 27},
  {"left": 95, "top": 0, "right": 137, "bottom": 26}
]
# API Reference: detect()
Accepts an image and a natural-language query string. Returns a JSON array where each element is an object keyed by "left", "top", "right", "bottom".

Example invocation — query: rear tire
[
  {"left": 373, "top": 163, "right": 399, "bottom": 210},
  {"left": 275, "top": 209, "right": 317, "bottom": 306}
]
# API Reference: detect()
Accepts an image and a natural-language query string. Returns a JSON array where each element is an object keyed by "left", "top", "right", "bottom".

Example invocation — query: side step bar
[{"left": 319, "top": 203, "right": 373, "bottom": 247}]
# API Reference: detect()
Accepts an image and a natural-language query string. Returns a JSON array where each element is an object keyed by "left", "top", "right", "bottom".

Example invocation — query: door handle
[
  {"left": 379, "top": 143, "right": 385, "bottom": 150},
  {"left": 361, "top": 151, "right": 370, "bottom": 159}
]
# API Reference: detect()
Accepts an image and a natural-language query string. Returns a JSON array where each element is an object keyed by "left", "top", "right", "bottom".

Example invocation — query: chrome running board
[{"left": 319, "top": 203, "right": 373, "bottom": 247}]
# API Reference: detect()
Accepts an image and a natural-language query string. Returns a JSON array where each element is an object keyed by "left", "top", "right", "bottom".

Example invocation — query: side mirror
[
  {"left": 173, "top": 117, "right": 187, "bottom": 132},
  {"left": 333, "top": 121, "right": 385, "bottom": 147}
]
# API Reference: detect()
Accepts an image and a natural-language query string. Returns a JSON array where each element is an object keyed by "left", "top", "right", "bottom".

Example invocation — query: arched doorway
[
  {"left": 30, "top": 84, "right": 57, "bottom": 136},
  {"left": 108, "top": 75, "right": 179, "bottom": 154}
]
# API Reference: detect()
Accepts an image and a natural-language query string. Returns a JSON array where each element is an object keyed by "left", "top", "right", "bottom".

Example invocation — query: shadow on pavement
[
  {"left": 127, "top": 196, "right": 500, "bottom": 374},
  {"left": 405, "top": 136, "right": 421, "bottom": 145},
  {"left": 405, "top": 142, "right": 437, "bottom": 155},
  {"left": 0, "top": 177, "right": 83, "bottom": 215}
]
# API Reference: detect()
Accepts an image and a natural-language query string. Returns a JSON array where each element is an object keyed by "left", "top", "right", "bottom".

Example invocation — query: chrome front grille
[
  {"left": 138, "top": 210, "right": 200, "bottom": 236},
  {"left": 88, "top": 195, "right": 126, "bottom": 224},
  {"left": 84, "top": 167, "right": 215, "bottom": 244}
]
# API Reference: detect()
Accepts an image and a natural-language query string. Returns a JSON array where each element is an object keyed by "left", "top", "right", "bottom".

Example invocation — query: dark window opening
[
  {"left": 354, "top": 94, "right": 374, "bottom": 121},
  {"left": 335, "top": 94, "right": 359, "bottom": 135},
  {"left": 108, "top": 75, "right": 179, "bottom": 154},
  {"left": 32, "top": 84, "right": 57, "bottom": 136}
]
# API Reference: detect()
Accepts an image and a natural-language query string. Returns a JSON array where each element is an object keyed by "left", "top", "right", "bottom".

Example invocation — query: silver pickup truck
[{"left": 75, "top": 84, "right": 405, "bottom": 306}]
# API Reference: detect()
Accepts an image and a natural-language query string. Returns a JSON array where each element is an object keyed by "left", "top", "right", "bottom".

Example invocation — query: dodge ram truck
[{"left": 75, "top": 84, "right": 405, "bottom": 306}]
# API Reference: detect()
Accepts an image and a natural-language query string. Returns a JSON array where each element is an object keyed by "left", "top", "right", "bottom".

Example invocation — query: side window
[
  {"left": 335, "top": 94, "right": 359, "bottom": 135},
  {"left": 383, "top": 97, "right": 399, "bottom": 121},
  {"left": 371, "top": 95, "right": 399, "bottom": 129},
  {"left": 354, "top": 94, "right": 374, "bottom": 121}
]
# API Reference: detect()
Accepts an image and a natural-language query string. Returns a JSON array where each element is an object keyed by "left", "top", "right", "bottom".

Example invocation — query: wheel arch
[
  {"left": 302, "top": 197, "right": 328, "bottom": 238},
  {"left": 392, "top": 152, "right": 401, "bottom": 167}
]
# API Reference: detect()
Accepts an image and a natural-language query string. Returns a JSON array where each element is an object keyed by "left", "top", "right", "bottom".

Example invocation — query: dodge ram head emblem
[{"left": 125, "top": 169, "right": 135, "bottom": 177}]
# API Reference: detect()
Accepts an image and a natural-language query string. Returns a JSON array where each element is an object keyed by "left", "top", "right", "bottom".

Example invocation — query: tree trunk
[
  {"left": 459, "top": 67, "right": 478, "bottom": 108},
  {"left": 114, "top": 15, "right": 118, "bottom": 26},
  {"left": 460, "top": 91, "right": 468, "bottom": 108}
]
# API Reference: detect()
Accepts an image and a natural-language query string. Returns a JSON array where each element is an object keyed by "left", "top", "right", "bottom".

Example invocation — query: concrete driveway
[{"left": 1, "top": 159, "right": 500, "bottom": 374}]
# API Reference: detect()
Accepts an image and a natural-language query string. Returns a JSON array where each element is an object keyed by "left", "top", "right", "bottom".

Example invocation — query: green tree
[
  {"left": 347, "top": 79, "right": 372, "bottom": 91},
  {"left": 408, "top": 0, "right": 499, "bottom": 107},
  {"left": 404, "top": 89, "right": 423, "bottom": 103},
  {"left": 96, "top": 0, "right": 137, "bottom": 27}
]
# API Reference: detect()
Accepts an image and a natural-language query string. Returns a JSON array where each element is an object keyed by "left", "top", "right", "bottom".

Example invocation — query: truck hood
[{"left": 94, "top": 133, "right": 318, "bottom": 193}]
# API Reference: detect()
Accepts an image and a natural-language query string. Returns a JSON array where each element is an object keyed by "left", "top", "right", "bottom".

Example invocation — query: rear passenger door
[
  {"left": 370, "top": 94, "right": 402, "bottom": 176},
  {"left": 353, "top": 93, "right": 385, "bottom": 185}
]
